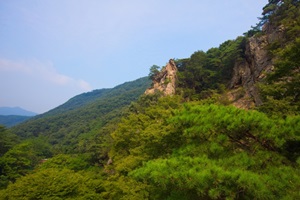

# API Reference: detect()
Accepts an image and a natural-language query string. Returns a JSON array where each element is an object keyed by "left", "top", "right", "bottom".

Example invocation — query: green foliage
[
  {"left": 176, "top": 37, "right": 246, "bottom": 100},
  {"left": 243, "top": 25, "right": 262, "bottom": 37},
  {"left": 148, "top": 65, "right": 161, "bottom": 81},
  {"left": 0, "top": 126, "right": 19, "bottom": 157},
  {"left": 131, "top": 154, "right": 300, "bottom": 199},
  {"left": 104, "top": 100, "right": 300, "bottom": 199},
  {"left": 259, "top": 0, "right": 282, "bottom": 27},
  {"left": 38, "top": 154, "right": 90, "bottom": 171},
  {"left": 259, "top": 38, "right": 300, "bottom": 115},
  {"left": 264, "top": 0, "right": 300, "bottom": 44},
  {"left": 100, "top": 175, "right": 149, "bottom": 200},
  {"left": 74, "top": 122, "right": 115, "bottom": 165},
  {"left": 258, "top": 1, "right": 300, "bottom": 29},
  {"left": 0, "top": 168, "right": 104, "bottom": 200},
  {"left": 110, "top": 95, "right": 182, "bottom": 173},
  {"left": 0, "top": 137, "right": 52, "bottom": 188}
]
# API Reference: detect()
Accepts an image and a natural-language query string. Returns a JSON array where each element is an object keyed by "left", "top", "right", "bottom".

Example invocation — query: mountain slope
[
  {"left": 0, "top": 107, "right": 37, "bottom": 116},
  {"left": 1, "top": 1, "right": 300, "bottom": 199},
  {"left": 0, "top": 115, "right": 32, "bottom": 127},
  {"left": 11, "top": 77, "right": 151, "bottom": 152}
]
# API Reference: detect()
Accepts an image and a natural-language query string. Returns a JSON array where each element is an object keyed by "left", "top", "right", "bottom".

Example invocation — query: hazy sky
[{"left": 0, "top": 0, "right": 268, "bottom": 113}]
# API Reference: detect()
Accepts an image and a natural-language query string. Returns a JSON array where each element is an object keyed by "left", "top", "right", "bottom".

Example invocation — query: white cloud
[
  {"left": 78, "top": 79, "right": 92, "bottom": 91},
  {"left": 0, "top": 58, "right": 32, "bottom": 73},
  {"left": 0, "top": 57, "right": 93, "bottom": 113},
  {"left": 0, "top": 58, "right": 92, "bottom": 91}
]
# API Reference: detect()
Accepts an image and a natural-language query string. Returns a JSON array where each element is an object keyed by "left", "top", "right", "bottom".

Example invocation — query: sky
[{"left": 0, "top": 0, "right": 268, "bottom": 114}]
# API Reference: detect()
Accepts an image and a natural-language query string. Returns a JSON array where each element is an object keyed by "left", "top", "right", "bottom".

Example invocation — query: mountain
[
  {"left": 0, "top": 115, "right": 32, "bottom": 128},
  {"left": 37, "top": 77, "right": 149, "bottom": 118},
  {"left": 0, "top": 107, "right": 37, "bottom": 116},
  {"left": 1, "top": 1, "right": 300, "bottom": 199},
  {"left": 0, "top": 107, "right": 36, "bottom": 127},
  {"left": 11, "top": 77, "right": 151, "bottom": 153}
]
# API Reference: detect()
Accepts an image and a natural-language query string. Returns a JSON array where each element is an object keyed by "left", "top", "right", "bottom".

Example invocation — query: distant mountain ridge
[{"left": 0, "top": 107, "right": 37, "bottom": 116}]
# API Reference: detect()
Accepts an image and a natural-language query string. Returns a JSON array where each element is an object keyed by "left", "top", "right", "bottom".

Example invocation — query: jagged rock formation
[
  {"left": 228, "top": 37, "right": 271, "bottom": 108},
  {"left": 145, "top": 59, "right": 177, "bottom": 95},
  {"left": 228, "top": 24, "right": 283, "bottom": 109}
]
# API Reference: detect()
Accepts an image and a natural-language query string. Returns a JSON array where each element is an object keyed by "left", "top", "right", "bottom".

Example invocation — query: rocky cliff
[
  {"left": 145, "top": 59, "right": 177, "bottom": 95},
  {"left": 145, "top": 25, "right": 283, "bottom": 109},
  {"left": 228, "top": 37, "right": 271, "bottom": 108},
  {"left": 227, "top": 23, "right": 283, "bottom": 109}
]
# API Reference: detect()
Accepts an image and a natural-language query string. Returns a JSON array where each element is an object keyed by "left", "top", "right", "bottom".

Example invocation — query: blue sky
[{"left": 0, "top": 0, "right": 268, "bottom": 113}]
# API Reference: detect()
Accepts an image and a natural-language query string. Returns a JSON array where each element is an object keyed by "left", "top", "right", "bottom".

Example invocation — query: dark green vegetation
[
  {"left": 0, "top": 115, "right": 32, "bottom": 127},
  {"left": 1, "top": 1, "right": 300, "bottom": 199},
  {"left": 111, "top": 98, "right": 300, "bottom": 199},
  {"left": 0, "top": 107, "right": 36, "bottom": 127},
  {"left": 176, "top": 36, "right": 246, "bottom": 100},
  {"left": 0, "top": 126, "right": 19, "bottom": 157}
]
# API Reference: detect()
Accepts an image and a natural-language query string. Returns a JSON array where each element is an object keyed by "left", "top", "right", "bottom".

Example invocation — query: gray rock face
[
  {"left": 229, "top": 36, "right": 272, "bottom": 107},
  {"left": 229, "top": 24, "right": 282, "bottom": 108}
]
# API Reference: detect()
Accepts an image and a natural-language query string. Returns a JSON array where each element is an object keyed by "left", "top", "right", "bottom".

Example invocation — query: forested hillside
[
  {"left": 0, "top": 107, "right": 36, "bottom": 127},
  {"left": 1, "top": 1, "right": 300, "bottom": 199},
  {"left": 11, "top": 77, "right": 151, "bottom": 151},
  {"left": 0, "top": 77, "right": 151, "bottom": 190},
  {"left": 0, "top": 115, "right": 32, "bottom": 127}
]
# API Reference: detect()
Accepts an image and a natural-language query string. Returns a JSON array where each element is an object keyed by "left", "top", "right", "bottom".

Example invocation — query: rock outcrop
[
  {"left": 228, "top": 23, "right": 283, "bottom": 109},
  {"left": 144, "top": 25, "right": 282, "bottom": 109},
  {"left": 145, "top": 59, "right": 177, "bottom": 95},
  {"left": 229, "top": 36, "right": 271, "bottom": 108}
]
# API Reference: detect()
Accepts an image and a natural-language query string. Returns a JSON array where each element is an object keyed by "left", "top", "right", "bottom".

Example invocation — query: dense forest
[
  {"left": 0, "top": 115, "right": 33, "bottom": 128},
  {"left": 1, "top": 1, "right": 300, "bottom": 199}
]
